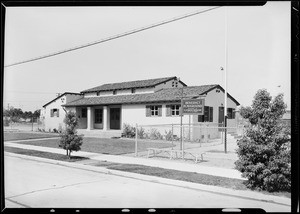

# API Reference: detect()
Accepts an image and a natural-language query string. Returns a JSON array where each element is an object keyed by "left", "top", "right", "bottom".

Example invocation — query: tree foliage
[
  {"left": 3, "top": 107, "right": 23, "bottom": 123},
  {"left": 59, "top": 111, "right": 83, "bottom": 158},
  {"left": 235, "top": 89, "right": 291, "bottom": 192}
]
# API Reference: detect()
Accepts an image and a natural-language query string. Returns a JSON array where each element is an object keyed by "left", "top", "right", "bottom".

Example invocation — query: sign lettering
[{"left": 182, "top": 99, "right": 205, "bottom": 115}]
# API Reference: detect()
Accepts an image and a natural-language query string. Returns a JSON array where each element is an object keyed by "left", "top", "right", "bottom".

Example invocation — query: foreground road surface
[{"left": 4, "top": 154, "right": 290, "bottom": 211}]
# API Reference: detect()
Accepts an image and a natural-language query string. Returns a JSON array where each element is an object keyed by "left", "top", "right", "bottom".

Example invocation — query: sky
[{"left": 3, "top": 2, "right": 291, "bottom": 112}]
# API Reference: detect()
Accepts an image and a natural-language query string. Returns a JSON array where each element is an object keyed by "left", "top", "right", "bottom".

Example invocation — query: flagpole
[{"left": 224, "top": 7, "right": 228, "bottom": 154}]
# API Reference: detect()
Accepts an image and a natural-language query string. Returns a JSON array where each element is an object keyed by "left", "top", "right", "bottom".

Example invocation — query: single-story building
[{"left": 41, "top": 76, "right": 240, "bottom": 139}]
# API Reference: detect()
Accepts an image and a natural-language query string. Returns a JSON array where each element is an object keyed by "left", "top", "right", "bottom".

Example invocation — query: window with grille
[
  {"left": 171, "top": 105, "right": 180, "bottom": 116},
  {"left": 146, "top": 105, "right": 162, "bottom": 117},
  {"left": 95, "top": 109, "right": 103, "bottom": 123},
  {"left": 81, "top": 108, "right": 87, "bottom": 118}
]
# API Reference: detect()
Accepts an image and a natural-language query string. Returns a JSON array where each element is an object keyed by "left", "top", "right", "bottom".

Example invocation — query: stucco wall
[{"left": 44, "top": 96, "right": 66, "bottom": 132}]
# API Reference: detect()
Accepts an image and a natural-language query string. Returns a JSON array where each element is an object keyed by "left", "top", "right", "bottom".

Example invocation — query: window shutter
[
  {"left": 232, "top": 109, "right": 236, "bottom": 119},
  {"left": 50, "top": 109, "right": 53, "bottom": 117},
  {"left": 57, "top": 109, "right": 59, "bottom": 117},
  {"left": 209, "top": 107, "right": 213, "bottom": 122},
  {"left": 166, "top": 105, "right": 171, "bottom": 117},
  {"left": 204, "top": 106, "right": 209, "bottom": 122},
  {"left": 158, "top": 105, "right": 162, "bottom": 116},
  {"left": 146, "top": 105, "right": 151, "bottom": 117}
]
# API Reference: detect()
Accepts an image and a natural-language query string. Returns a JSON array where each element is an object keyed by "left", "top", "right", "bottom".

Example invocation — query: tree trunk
[
  {"left": 68, "top": 150, "right": 71, "bottom": 159},
  {"left": 66, "top": 149, "right": 69, "bottom": 157}
]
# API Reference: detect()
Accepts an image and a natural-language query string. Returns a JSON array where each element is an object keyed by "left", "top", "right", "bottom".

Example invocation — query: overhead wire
[{"left": 4, "top": 6, "right": 222, "bottom": 68}]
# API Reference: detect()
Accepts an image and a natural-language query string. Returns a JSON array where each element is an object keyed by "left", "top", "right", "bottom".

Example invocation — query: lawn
[
  {"left": 6, "top": 136, "right": 173, "bottom": 155},
  {"left": 4, "top": 132, "right": 59, "bottom": 141}
]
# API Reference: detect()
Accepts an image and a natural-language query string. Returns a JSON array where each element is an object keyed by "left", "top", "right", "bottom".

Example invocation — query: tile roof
[
  {"left": 81, "top": 76, "right": 186, "bottom": 93},
  {"left": 64, "top": 84, "right": 241, "bottom": 107},
  {"left": 42, "top": 92, "right": 82, "bottom": 108}
]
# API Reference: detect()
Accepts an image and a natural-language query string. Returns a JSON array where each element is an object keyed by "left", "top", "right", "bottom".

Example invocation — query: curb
[{"left": 5, "top": 152, "right": 291, "bottom": 207}]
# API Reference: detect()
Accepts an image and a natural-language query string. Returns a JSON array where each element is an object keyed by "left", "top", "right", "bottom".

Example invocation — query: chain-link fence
[
  {"left": 133, "top": 123, "right": 245, "bottom": 159},
  {"left": 3, "top": 117, "right": 44, "bottom": 132}
]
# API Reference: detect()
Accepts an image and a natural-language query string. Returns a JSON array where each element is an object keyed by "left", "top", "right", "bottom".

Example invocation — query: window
[
  {"left": 113, "top": 90, "right": 117, "bottom": 95},
  {"left": 50, "top": 109, "right": 59, "bottom": 117},
  {"left": 227, "top": 108, "right": 235, "bottom": 119},
  {"left": 81, "top": 108, "right": 87, "bottom": 118},
  {"left": 198, "top": 106, "right": 213, "bottom": 122},
  {"left": 151, "top": 106, "right": 159, "bottom": 116},
  {"left": 131, "top": 88, "right": 136, "bottom": 94},
  {"left": 171, "top": 105, "right": 180, "bottom": 116},
  {"left": 95, "top": 109, "right": 103, "bottom": 124},
  {"left": 146, "top": 105, "right": 162, "bottom": 117},
  {"left": 166, "top": 104, "right": 180, "bottom": 116},
  {"left": 172, "top": 81, "right": 178, "bottom": 88}
]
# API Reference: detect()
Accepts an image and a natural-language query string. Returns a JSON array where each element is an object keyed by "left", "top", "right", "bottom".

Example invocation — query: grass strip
[
  {"left": 91, "top": 161, "right": 291, "bottom": 198},
  {"left": 4, "top": 146, "right": 88, "bottom": 162},
  {"left": 4, "top": 132, "right": 59, "bottom": 141}
]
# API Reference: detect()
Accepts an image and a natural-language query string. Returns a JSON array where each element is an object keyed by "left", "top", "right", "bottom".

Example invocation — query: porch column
[
  {"left": 87, "top": 107, "right": 93, "bottom": 130},
  {"left": 103, "top": 106, "right": 108, "bottom": 131}
]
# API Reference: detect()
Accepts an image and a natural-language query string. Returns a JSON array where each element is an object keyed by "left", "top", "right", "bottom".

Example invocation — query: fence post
[
  {"left": 171, "top": 124, "right": 174, "bottom": 150},
  {"left": 182, "top": 124, "right": 184, "bottom": 159},
  {"left": 204, "top": 123, "right": 207, "bottom": 143},
  {"left": 135, "top": 123, "right": 138, "bottom": 157}
]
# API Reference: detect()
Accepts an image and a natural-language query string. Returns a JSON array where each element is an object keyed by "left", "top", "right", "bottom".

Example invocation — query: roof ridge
[
  {"left": 101, "top": 76, "right": 176, "bottom": 86},
  {"left": 81, "top": 76, "right": 178, "bottom": 93}
]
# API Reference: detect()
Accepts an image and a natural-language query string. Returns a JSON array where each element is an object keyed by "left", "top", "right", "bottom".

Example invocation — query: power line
[
  {"left": 5, "top": 90, "right": 58, "bottom": 94},
  {"left": 4, "top": 6, "right": 221, "bottom": 68}
]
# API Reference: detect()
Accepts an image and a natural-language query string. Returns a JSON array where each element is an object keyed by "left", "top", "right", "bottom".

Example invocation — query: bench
[{"left": 147, "top": 148, "right": 205, "bottom": 163}]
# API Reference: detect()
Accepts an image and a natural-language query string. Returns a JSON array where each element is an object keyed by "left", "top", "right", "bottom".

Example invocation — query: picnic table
[{"left": 147, "top": 148, "right": 205, "bottom": 163}]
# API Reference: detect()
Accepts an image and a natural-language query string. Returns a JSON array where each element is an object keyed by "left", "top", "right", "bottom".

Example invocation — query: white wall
[
  {"left": 122, "top": 103, "right": 189, "bottom": 137},
  {"left": 44, "top": 96, "right": 67, "bottom": 132}
]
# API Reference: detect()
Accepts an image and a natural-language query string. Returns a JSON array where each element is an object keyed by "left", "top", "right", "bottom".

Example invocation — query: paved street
[{"left": 4, "top": 155, "right": 290, "bottom": 211}]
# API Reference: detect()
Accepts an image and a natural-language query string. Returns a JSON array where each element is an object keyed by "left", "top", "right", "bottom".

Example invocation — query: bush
[
  {"left": 149, "top": 128, "right": 163, "bottom": 140},
  {"left": 122, "top": 123, "right": 136, "bottom": 138},
  {"left": 59, "top": 111, "right": 83, "bottom": 158},
  {"left": 137, "top": 127, "right": 146, "bottom": 139},
  {"left": 235, "top": 90, "right": 291, "bottom": 192},
  {"left": 164, "top": 130, "right": 173, "bottom": 141}
]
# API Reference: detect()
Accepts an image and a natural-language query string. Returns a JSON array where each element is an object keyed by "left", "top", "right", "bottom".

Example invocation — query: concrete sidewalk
[{"left": 5, "top": 141, "right": 245, "bottom": 180}]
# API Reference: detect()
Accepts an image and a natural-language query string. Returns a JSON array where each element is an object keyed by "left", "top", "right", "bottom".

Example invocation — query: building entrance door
[
  {"left": 110, "top": 108, "right": 121, "bottom": 130},
  {"left": 218, "top": 107, "right": 224, "bottom": 131},
  {"left": 218, "top": 107, "right": 224, "bottom": 124}
]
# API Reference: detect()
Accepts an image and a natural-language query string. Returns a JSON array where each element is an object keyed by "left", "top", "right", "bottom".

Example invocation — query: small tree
[
  {"left": 59, "top": 111, "right": 83, "bottom": 158},
  {"left": 235, "top": 89, "right": 291, "bottom": 192}
]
